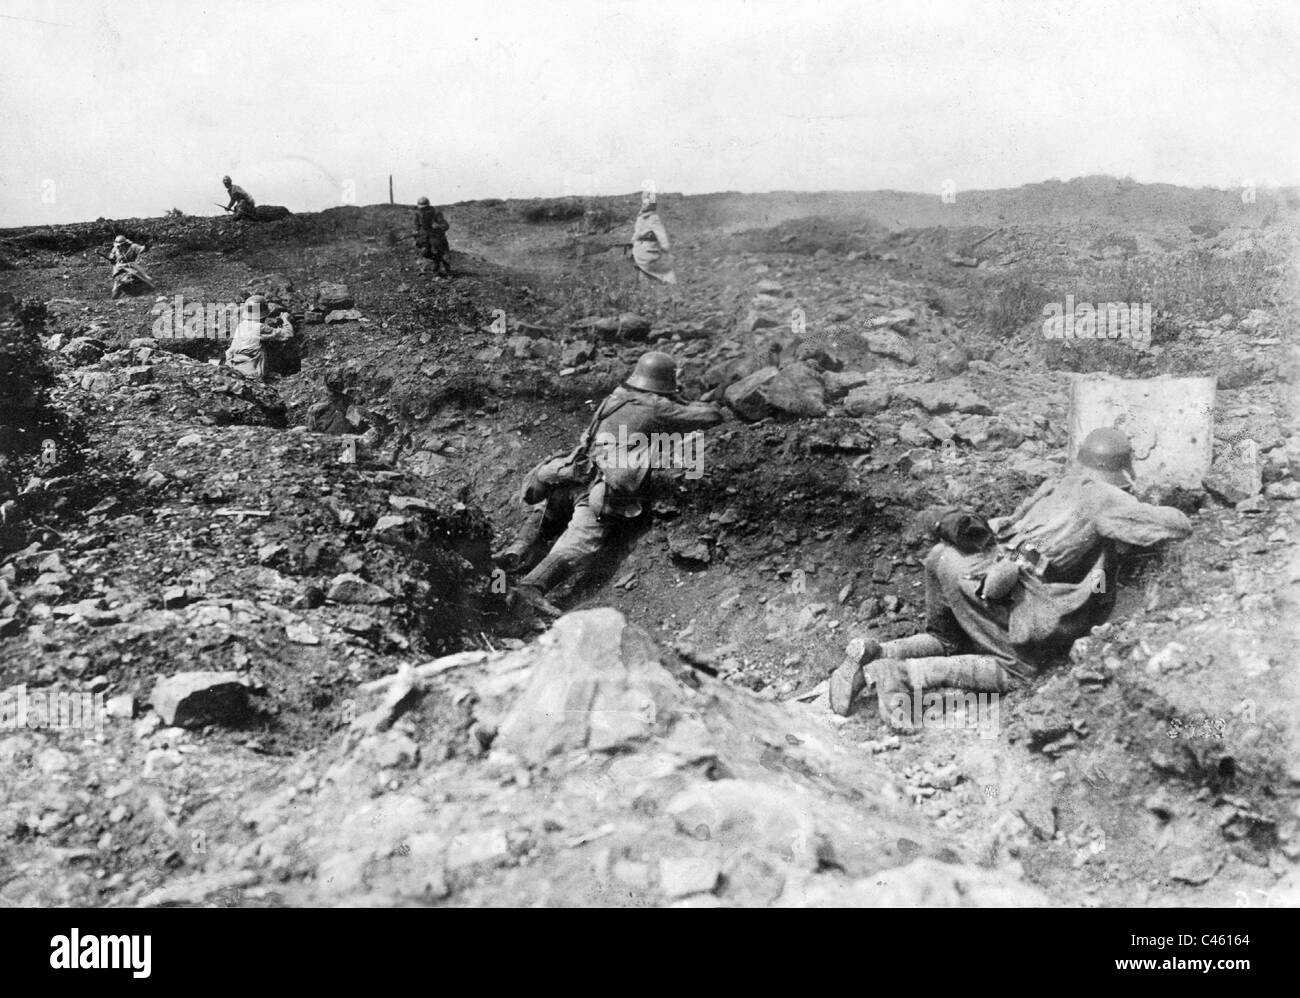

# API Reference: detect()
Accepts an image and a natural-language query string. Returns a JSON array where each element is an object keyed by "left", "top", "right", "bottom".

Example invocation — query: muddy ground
[{"left": 0, "top": 177, "right": 1296, "bottom": 907}]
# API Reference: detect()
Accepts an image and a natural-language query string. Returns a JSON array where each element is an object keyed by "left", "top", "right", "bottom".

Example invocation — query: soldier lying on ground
[
  {"left": 222, "top": 175, "right": 257, "bottom": 220},
  {"left": 224, "top": 295, "right": 293, "bottom": 380},
  {"left": 496, "top": 351, "right": 728, "bottom": 617},
  {"left": 829, "top": 427, "right": 1193, "bottom": 729},
  {"left": 106, "top": 235, "right": 155, "bottom": 299},
  {"left": 414, "top": 197, "right": 452, "bottom": 276}
]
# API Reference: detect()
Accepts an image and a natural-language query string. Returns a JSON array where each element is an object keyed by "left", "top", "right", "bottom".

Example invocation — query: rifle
[
  {"left": 94, "top": 248, "right": 112, "bottom": 262},
  {"left": 965, "top": 227, "right": 1003, "bottom": 253},
  {"left": 214, "top": 203, "right": 232, "bottom": 212}
]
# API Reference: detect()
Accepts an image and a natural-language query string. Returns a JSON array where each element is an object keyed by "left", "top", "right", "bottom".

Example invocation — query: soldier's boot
[
  {"left": 828, "top": 635, "right": 880, "bottom": 716},
  {"left": 871, "top": 654, "right": 1014, "bottom": 731},
  {"left": 492, "top": 543, "right": 529, "bottom": 573},
  {"left": 869, "top": 658, "right": 916, "bottom": 730},
  {"left": 514, "top": 552, "right": 573, "bottom": 619},
  {"left": 493, "top": 509, "right": 547, "bottom": 572},
  {"left": 509, "top": 553, "right": 566, "bottom": 623},
  {"left": 827, "top": 633, "right": 948, "bottom": 716},
  {"left": 511, "top": 583, "right": 562, "bottom": 620}
]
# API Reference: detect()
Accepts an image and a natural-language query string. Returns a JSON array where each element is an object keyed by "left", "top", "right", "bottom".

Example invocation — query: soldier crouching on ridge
[{"left": 222, "top": 175, "right": 257, "bottom": 220}]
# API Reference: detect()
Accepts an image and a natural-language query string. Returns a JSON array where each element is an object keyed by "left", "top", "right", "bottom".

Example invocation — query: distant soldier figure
[
  {"left": 224, "top": 295, "right": 293, "bottom": 380},
  {"left": 414, "top": 196, "right": 452, "bottom": 275},
  {"left": 630, "top": 193, "right": 677, "bottom": 284},
  {"left": 106, "top": 235, "right": 155, "bottom": 299},
  {"left": 222, "top": 175, "right": 257, "bottom": 220}
]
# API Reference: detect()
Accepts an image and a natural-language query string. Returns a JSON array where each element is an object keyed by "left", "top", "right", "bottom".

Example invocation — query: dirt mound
[
  {"left": 117, "top": 608, "right": 1048, "bottom": 907},
  {"left": 727, "top": 215, "right": 895, "bottom": 256},
  {"left": 0, "top": 336, "right": 511, "bottom": 755},
  {"left": 516, "top": 198, "right": 589, "bottom": 224}
]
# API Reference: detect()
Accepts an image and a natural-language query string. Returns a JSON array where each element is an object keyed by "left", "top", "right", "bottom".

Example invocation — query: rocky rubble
[
  {"left": 149, "top": 672, "right": 255, "bottom": 728},
  {"left": 0, "top": 189, "right": 1296, "bottom": 907},
  {"left": 152, "top": 609, "right": 1048, "bottom": 906},
  {"left": 0, "top": 347, "right": 504, "bottom": 751}
]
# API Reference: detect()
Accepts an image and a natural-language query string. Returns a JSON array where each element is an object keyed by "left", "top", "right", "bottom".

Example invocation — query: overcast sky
[{"left": 1, "top": 0, "right": 1297, "bottom": 225}]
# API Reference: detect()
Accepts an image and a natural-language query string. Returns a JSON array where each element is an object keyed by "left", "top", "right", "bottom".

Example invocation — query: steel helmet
[
  {"left": 113, "top": 235, "right": 127, "bottom": 245},
  {"left": 222, "top": 175, "right": 232, "bottom": 184},
  {"left": 1076, "top": 427, "right": 1136, "bottom": 488},
  {"left": 242, "top": 294, "right": 269, "bottom": 318},
  {"left": 416, "top": 196, "right": 430, "bottom": 206},
  {"left": 627, "top": 351, "right": 678, "bottom": 395}
]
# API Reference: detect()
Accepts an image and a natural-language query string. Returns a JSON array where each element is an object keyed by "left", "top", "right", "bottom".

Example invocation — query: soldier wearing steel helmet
[
  {"left": 413, "top": 196, "right": 452, "bottom": 275},
  {"left": 224, "top": 294, "right": 294, "bottom": 380},
  {"left": 500, "top": 351, "right": 728, "bottom": 616},
  {"left": 106, "top": 234, "right": 154, "bottom": 298},
  {"left": 828, "top": 427, "right": 1193, "bottom": 728}
]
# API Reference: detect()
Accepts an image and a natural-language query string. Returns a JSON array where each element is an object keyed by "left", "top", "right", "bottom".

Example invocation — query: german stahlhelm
[
  {"left": 626, "top": 351, "right": 677, "bottom": 395},
  {"left": 1076, "top": 427, "right": 1136, "bottom": 488}
]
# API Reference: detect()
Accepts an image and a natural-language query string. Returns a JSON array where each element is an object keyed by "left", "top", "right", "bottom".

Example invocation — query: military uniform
[
  {"left": 225, "top": 183, "right": 257, "bottom": 220},
  {"left": 225, "top": 314, "right": 293, "bottom": 380},
  {"left": 922, "top": 471, "right": 1193, "bottom": 681},
  {"left": 415, "top": 204, "right": 451, "bottom": 274},
  {"left": 827, "top": 427, "right": 1196, "bottom": 723},
  {"left": 107, "top": 239, "right": 154, "bottom": 299},
  {"left": 631, "top": 205, "right": 676, "bottom": 284},
  {"left": 513, "top": 383, "right": 724, "bottom": 595}
]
